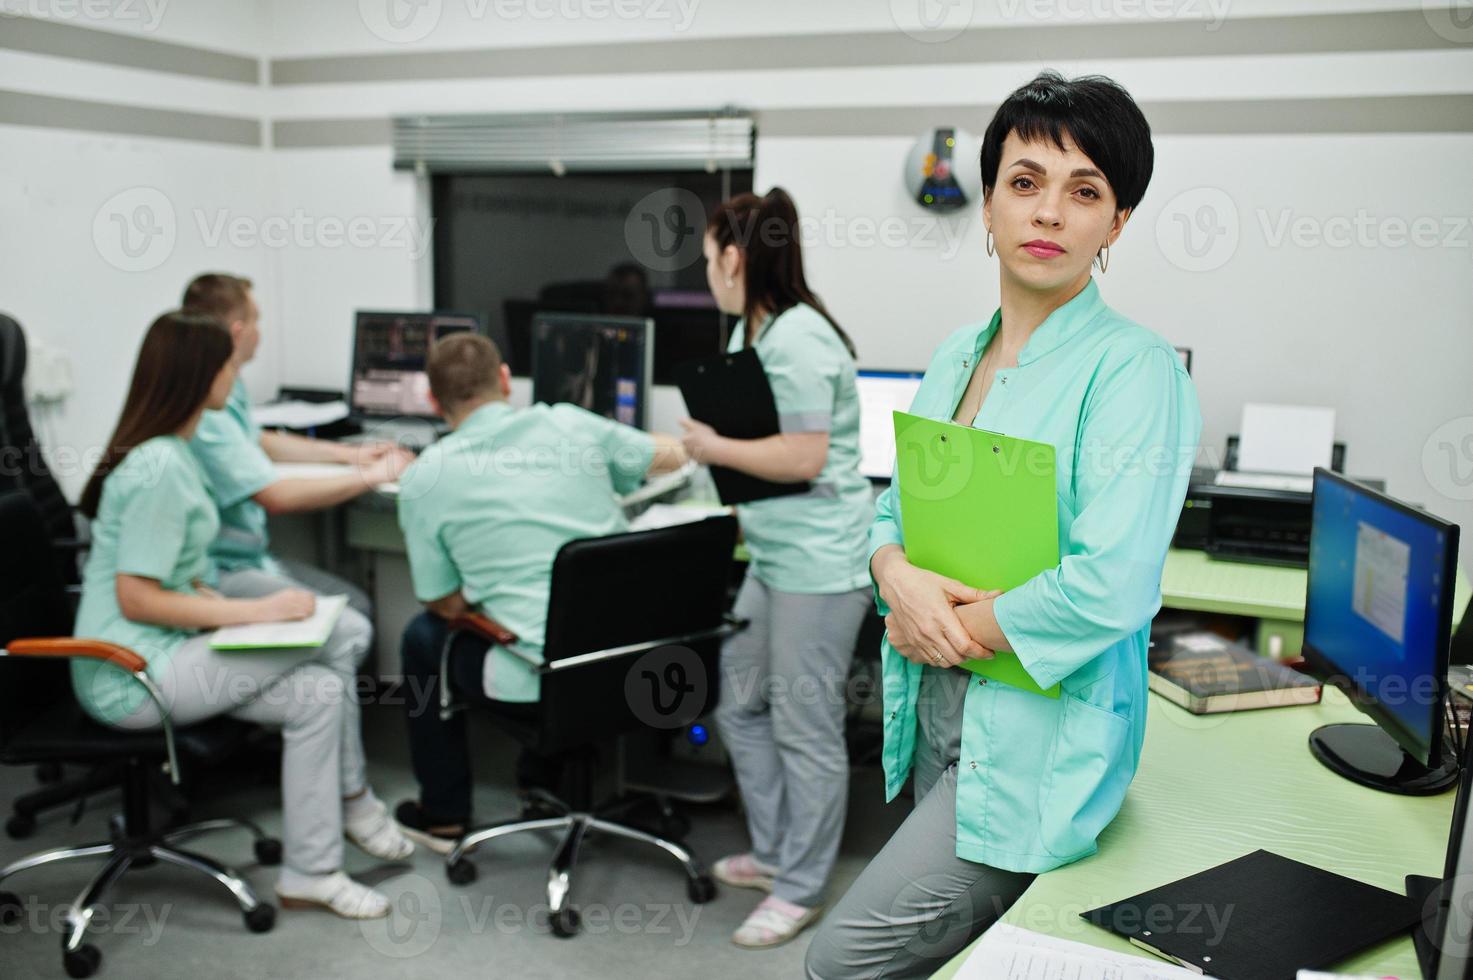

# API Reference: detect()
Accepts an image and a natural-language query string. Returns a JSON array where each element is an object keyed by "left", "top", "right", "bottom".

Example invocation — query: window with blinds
[{"left": 394, "top": 110, "right": 754, "bottom": 174}]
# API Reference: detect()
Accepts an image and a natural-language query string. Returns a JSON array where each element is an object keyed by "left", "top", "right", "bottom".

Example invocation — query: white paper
[
  {"left": 956, "top": 923, "right": 1207, "bottom": 980},
  {"left": 1236, "top": 403, "right": 1335, "bottom": 476},
  {"left": 253, "top": 399, "right": 349, "bottom": 430},
  {"left": 627, "top": 502, "right": 730, "bottom": 532},
  {"left": 1213, "top": 471, "right": 1314, "bottom": 494},
  {"left": 616, "top": 459, "right": 698, "bottom": 508},
  {"left": 211, "top": 594, "right": 349, "bottom": 649}
]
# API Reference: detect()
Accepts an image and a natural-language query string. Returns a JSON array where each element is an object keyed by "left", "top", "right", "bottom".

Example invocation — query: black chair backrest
[
  {"left": 0, "top": 490, "right": 77, "bottom": 744},
  {"left": 537, "top": 514, "right": 738, "bottom": 753},
  {"left": 0, "top": 315, "right": 75, "bottom": 548}
]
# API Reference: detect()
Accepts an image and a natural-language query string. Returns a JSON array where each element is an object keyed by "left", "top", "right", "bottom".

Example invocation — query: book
[
  {"left": 1081, "top": 849, "right": 1421, "bottom": 980},
  {"left": 210, "top": 594, "right": 349, "bottom": 650},
  {"left": 1148, "top": 631, "right": 1321, "bottom": 714},
  {"left": 893, "top": 411, "right": 1060, "bottom": 699}
]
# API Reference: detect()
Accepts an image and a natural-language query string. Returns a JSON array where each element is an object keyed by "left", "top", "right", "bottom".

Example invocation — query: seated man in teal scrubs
[
  {"left": 181, "top": 273, "right": 414, "bottom": 612},
  {"left": 391, "top": 332, "right": 688, "bottom": 852}
]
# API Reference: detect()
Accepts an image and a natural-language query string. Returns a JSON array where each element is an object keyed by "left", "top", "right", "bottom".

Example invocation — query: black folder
[
  {"left": 1081, "top": 849, "right": 1420, "bottom": 979},
  {"left": 673, "top": 348, "right": 812, "bottom": 506}
]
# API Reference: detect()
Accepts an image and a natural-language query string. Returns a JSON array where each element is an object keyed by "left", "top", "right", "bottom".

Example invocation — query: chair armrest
[
  {"left": 5, "top": 637, "right": 147, "bottom": 673},
  {"left": 448, "top": 612, "right": 519, "bottom": 647},
  {"left": 1, "top": 637, "right": 181, "bottom": 785}
]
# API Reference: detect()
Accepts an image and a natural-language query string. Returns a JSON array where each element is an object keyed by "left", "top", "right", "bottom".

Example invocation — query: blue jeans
[{"left": 400, "top": 612, "right": 559, "bottom": 824}]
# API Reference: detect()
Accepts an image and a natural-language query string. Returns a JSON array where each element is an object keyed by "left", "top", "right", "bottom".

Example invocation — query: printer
[{"left": 1173, "top": 437, "right": 1381, "bottom": 568}]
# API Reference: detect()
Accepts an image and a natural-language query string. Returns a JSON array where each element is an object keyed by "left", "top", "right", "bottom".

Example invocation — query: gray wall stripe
[
  {"left": 757, "top": 96, "right": 1473, "bottom": 138},
  {"left": 272, "top": 117, "right": 394, "bottom": 148},
  {"left": 269, "top": 10, "right": 1462, "bottom": 86},
  {"left": 268, "top": 95, "right": 1473, "bottom": 150},
  {"left": 0, "top": 89, "right": 262, "bottom": 146},
  {"left": 0, "top": 15, "right": 259, "bottom": 84}
]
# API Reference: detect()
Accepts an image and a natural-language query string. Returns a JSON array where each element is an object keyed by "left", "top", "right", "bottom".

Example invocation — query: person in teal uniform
[
  {"left": 390, "top": 332, "right": 689, "bottom": 851},
  {"left": 804, "top": 72, "right": 1202, "bottom": 978},
  {"left": 74, "top": 312, "right": 413, "bottom": 921},
  {"left": 679, "top": 188, "right": 876, "bottom": 949}
]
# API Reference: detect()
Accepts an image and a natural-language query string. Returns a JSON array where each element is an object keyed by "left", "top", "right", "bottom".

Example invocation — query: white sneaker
[
  {"left": 732, "top": 895, "right": 823, "bottom": 949},
  {"left": 712, "top": 853, "right": 777, "bottom": 893},
  {"left": 275, "top": 871, "right": 391, "bottom": 920}
]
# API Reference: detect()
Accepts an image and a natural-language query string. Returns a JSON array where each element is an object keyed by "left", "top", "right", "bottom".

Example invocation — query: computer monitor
[
  {"left": 531, "top": 313, "right": 652, "bottom": 429},
  {"left": 1302, "top": 467, "right": 1462, "bottom": 794},
  {"left": 856, "top": 370, "right": 925, "bottom": 480},
  {"left": 1174, "top": 346, "right": 1193, "bottom": 375},
  {"left": 349, "top": 311, "right": 482, "bottom": 419}
]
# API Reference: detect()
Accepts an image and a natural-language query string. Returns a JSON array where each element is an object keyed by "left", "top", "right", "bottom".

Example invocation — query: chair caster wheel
[
  {"left": 687, "top": 875, "right": 717, "bottom": 904},
  {"left": 64, "top": 944, "right": 101, "bottom": 979},
  {"left": 551, "top": 906, "right": 580, "bottom": 938},
  {"left": 244, "top": 903, "right": 276, "bottom": 933},
  {"left": 254, "top": 838, "right": 283, "bottom": 866},
  {"left": 446, "top": 859, "right": 477, "bottom": 885},
  {"left": 0, "top": 890, "right": 22, "bottom": 925},
  {"left": 6, "top": 813, "right": 36, "bottom": 840}
]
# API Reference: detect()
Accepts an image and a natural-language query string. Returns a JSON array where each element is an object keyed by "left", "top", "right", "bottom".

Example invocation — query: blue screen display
[{"left": 1306, "top": 474, "right": 1455, "bottom": 751}]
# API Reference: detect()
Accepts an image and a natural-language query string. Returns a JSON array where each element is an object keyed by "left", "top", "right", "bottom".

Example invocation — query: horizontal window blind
[{"left": 393, "top": 110, "right": 753, "bottom": 173}]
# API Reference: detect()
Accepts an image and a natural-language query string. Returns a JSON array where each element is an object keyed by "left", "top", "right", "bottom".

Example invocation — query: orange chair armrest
[
  {"left": 448, "top": 613, "right": 518, "bottom": 647},
  {"left": 6, "top": 637, "right": 148, "bottom": 674}
]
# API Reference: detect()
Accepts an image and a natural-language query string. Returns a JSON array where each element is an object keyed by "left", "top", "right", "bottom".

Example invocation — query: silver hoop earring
[
  {"left": 1097, "top": 242, "right": 1110, "bottom": 273},
  {"left": 985, "top": 230, "right": 994, "bottom": 257}
]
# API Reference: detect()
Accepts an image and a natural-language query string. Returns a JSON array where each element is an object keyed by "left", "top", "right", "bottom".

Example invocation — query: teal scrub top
[
  {"left": 72, "top": 436, "right": 220, "bottom": 724},
  {"left": 396, "top": 401, "right": 655, "bottom": 702},
  {"left": 871, "top": 277, "right": 1202, "bottom": 874},
  {"left": 189, "top": 378, "right": 279, "bottom": 575},
  {"left": 728, "top": 303, "right": 874, "bottom": 595}
]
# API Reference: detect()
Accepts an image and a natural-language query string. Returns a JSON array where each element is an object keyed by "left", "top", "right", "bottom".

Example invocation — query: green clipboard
[{"left": 893, "top": 411, "right": 1061, "bottom": 698}]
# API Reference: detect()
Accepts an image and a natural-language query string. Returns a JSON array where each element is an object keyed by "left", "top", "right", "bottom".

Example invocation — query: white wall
[
  {"left": 4, "top": 1, "right": 1472, "bottom": 576},
  {"left": 0, "top": 0, "right": 270, "bottom": 498}
]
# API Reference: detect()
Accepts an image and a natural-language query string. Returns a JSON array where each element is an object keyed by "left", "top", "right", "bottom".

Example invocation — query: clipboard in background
[
  {"left": 1080, "top": 849, "right": 1421, "bottom": 979},
  {"left": 673, "top": 348, "right": 813, "bottom": 506},
  {"left": 893, "top": 411, "right": 1060, "bottom": 699}
]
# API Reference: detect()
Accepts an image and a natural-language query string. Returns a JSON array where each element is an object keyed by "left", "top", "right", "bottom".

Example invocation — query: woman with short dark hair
[{"left": 805, "top": 71, "right": 1202, "bottom": 978}]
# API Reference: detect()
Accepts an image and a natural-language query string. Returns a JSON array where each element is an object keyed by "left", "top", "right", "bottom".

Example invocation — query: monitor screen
[
  {"left": 531, "top": 313, "right": 652, "bottom": 429},
  {"left": 856, "top": 370, "right": 925, "bottom": 480},
  {"left": 350, "top": 311, "right": 482, "bottom": 419},
  {"left": 1303, "top": 469, "right": 1460, "bottom": 765}
]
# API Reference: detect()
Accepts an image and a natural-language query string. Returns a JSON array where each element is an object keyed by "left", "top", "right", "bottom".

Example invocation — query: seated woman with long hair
[{"left": 74, "top": 311, "right": 413, "bottom": 920}]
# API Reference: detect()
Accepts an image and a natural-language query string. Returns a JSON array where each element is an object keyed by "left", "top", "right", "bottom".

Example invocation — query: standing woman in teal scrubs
[
  {"left": 804, "top": 73, "right": 1202, "bottom": 978},
  {"left": 680, "top": 188, "right": 875, "bottom": 948},
  {"left": 75, "top": 313, "right": 412, "bottom": 921}
]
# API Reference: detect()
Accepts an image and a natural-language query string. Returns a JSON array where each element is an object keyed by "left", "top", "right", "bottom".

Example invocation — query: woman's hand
[
  {"left": 678, "top": 418, "right": 726, "bottom": 467},
  {"left": 872, "top": 545, "right": 1000, "bottom": 668},
  {"left": 251, "top": 589, "right": 317, "bottom": 623}
]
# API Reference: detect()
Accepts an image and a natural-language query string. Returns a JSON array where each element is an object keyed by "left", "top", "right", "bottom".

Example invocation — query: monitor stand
[
  {"left": 1308, "top": 723, "right": 1458, "bottom": 795},
  {"left": 1406, "top": 873, "right": 1444, "bottom": 980}
]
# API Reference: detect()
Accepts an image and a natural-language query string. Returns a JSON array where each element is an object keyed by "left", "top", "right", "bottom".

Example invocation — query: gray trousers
[
  {"left": 803, "top": 667, "right": 1037, "bottom": 979},
  {"left": 716, "top": 575, "right": 871, "bottom": 907},
  {"left": 113, "top": 569, "right": 374, "bottom": 876}
]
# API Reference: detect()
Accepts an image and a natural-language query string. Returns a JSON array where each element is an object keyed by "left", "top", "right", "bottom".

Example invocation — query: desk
[
  {"left": 1159, "top": 549, "right": 1470, "bottom": 659},
  {"left": 934, "top": 686, "right": 1451, "bottom": 978}
]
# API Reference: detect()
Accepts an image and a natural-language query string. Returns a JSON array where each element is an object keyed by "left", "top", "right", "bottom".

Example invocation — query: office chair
[
  {"left": 0, "top": 490, "right": 279, "bottom": 978},
  {"left": 439, "top": 515, "right": 745, "bottom": 938}
]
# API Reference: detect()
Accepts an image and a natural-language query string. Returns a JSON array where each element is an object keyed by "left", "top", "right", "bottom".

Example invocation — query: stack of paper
[
  {"left": 957, "top": 923, "right": 1207, "bottom": 980},
  {"left": 253, "top": 400, "right": 349, "bottom": 430}
]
